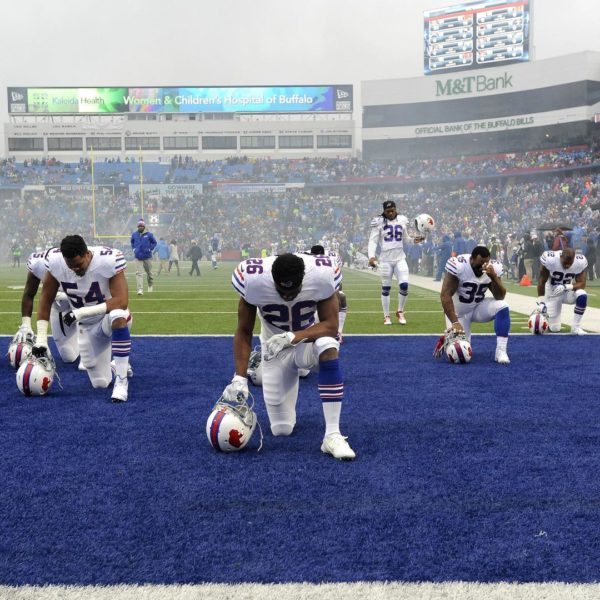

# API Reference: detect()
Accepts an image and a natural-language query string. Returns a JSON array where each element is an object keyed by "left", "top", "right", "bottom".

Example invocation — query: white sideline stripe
[
  {"left": 1, "top": 582, "right": 600, "bottom": 600},
  {"left": 352, "top": 268, "right": 600, "bottom": 333}
]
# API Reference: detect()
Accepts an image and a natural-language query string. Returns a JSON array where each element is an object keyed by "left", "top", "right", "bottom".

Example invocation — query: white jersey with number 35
[
  {"left": 446, "top": 254, "right": 503, "bottom": 310},
  {"left": 46, "top": 246, "right": 127, "bottom": 324},
  {"left": 231, "top": 254, "right": 341, "bottom": 340}
]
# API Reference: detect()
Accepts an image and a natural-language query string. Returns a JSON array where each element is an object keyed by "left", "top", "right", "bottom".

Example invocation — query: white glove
[
  {"left": 13, "top": 324, "right": 34, "bottom": 344},
  {"left": 222, "top": 375, "right": 249, "bottom": 402},
  {"left": 263, "top": 331, "right": 297, "bottom": 361},
  {"left": 551, "top": 284, "right": 573, "bottom": 297}
]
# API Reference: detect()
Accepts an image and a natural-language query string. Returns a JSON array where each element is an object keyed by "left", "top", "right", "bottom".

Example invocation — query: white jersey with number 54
[{"left": 46, "top": 246, "right": 127, "bottom": 324}]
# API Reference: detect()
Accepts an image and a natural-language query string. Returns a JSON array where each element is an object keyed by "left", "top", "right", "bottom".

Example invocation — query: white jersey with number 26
[{"left": 232, "top": 254, "right": 341, "bottom": 341}]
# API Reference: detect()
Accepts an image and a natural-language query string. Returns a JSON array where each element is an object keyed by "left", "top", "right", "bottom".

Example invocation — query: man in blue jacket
[{"left": 131, "top": 219, "right": 157, "bottom": 296}]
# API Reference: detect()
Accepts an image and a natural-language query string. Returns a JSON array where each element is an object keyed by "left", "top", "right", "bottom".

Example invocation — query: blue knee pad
[
  {"left": 399, "top": 282, "right": 408, "bottom": 295},
  {"left": 494, "top": 306, "right": 511, "bottom": 337},
  {"left": 381, "top": 286, "right": 391, "bottom": 297}
]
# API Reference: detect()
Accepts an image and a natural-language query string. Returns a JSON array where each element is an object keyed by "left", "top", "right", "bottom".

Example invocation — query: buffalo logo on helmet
[
  {"left": 528, "top": 312, "right": 549, "bottom": 334},
  {"left": 16, "top": 356, "right": 55, "bottom": 396}
]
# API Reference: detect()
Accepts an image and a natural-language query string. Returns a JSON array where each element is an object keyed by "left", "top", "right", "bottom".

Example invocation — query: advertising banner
[{"left": 8, "top": 86, "right": 353, "bottom": 114}]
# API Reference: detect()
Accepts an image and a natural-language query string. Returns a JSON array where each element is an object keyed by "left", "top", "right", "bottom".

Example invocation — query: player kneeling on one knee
[
  {"left": 536, "top": 247, "right": 588, "bottom": 335},
  {"left": 439, "top": 245, "right": 510, "bottom": 364},
  {"left": 31, "top": 235, "right": 133, "bottom": 403},
  {"left": 219, "top": 252, "right": 355, "bottom": 460}
]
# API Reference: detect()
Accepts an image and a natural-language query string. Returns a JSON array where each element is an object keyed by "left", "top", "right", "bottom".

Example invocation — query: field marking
[{"left": 1, "top": 582, "right": 600, "bottom": 600}]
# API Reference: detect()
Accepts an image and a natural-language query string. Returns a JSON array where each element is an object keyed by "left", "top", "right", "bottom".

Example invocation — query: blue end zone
[{"left": 1, "top": 335, "right": 600, "bottom": 585}]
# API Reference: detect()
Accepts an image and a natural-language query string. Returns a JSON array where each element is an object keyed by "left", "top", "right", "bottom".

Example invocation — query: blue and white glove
[
  {"left": 535, "top": 299, "right": 548, "bottom": 314},
  {"left": 263, "top": 331, "right": 297, "bottom": 361},
  {"left": 551, "top": 284, "right": 573, "bottom": 297},
  {"left": 222, "top": 375, "right": 249, "bottom": 402}
]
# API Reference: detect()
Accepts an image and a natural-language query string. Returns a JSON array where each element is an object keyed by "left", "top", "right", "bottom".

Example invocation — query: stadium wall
[
  {"left": 3, "top": 113, "right": 355, "bottom": 161},
  {"left": 362, "top": 51, "right": 600, "bottom": 159}
]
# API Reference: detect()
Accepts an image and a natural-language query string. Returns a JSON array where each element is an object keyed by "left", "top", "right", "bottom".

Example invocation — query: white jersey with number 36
[{"left": 46, "top": 246, "right": 127, "bottom": 324}]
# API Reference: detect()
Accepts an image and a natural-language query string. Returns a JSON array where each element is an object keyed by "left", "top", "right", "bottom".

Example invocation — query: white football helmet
[
  {"left": 528, "top": 312, "right": 549, "bottom": 334},
  {"left": 7, "top": 332, "right": 35, "bottom": 369},
  {"left": 16, "top": 356, "right": 55, "bottom": 396},
  {"left": 247, "top": 346, "right": 263, "bottom": 386},
  {"left": 206, "top": 392, "right": 258, "bottom": 452},
  {"left": 445, "top": 333, "right": 473, "bottom": 364},
  {"left": 415, "top": 213, "right": 435, "bottom": 235}
]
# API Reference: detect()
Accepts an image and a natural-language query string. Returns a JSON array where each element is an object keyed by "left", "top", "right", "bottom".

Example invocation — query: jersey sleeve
[
  {"left": 101, "top": 248, "right": 126, "bottom": 278},
  {"left": 445, "top": 256, "right": 460, "bottom": 277},
  {"left": 575, "top": 254, "right": 588, "bottom": 273},
  {"left": 539, "top": 251, "right": 551, "bottom": 268},
  {"left": 491, "top": 259, "right": 503, "bottom": 278},
  {"left": 231, "top": 261, "right": 247, "bottom": 299}
]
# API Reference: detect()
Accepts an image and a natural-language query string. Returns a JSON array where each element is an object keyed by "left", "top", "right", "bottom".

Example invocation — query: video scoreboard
[{"left": 424, "top": 0, "right": 530, "bottom": 75}]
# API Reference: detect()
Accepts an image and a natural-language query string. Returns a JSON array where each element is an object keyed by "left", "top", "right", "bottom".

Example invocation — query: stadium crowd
[{"left": 2, "top": 148, "right": 600, "bottom": 283}]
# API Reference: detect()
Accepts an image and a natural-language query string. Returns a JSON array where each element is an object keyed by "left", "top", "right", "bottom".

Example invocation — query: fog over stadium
[
  {"left": 3, "top": 2, "right": 600, "bottom": 599},
  {"left": 1, "top": 0, "right": 599, "bottom": 117}
]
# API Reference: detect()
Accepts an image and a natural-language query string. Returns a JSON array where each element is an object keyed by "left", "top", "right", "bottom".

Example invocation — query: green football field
[{"left": 2, "top": 261, "right": 598, "bottom": 336}]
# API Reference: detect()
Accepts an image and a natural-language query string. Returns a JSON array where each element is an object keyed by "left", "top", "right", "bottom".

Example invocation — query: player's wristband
[
  {"left": 21, "top": 316, "right": 32, "bottom": 328},
  {"left": 565, "top": 284, "right": 574, "bottom": 292},
  {"left": 73, "top": 303, "right": 108, "bottom": 321},
  {"left": 232, "top": 375, "right": 248, "bottom": 385},
  {"left": 36, "top": 319, "right": 49, "bottom": 347}
]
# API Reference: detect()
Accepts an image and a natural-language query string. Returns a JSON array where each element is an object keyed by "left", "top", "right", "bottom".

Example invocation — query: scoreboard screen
[{"left": 424, "top": 0, "right": 530, "bottom": 75}]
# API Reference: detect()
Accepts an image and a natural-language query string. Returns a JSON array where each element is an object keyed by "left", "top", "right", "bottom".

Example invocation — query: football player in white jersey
[
  {"left": 368, "top": 200, "right": 424, "bottom": 325},
  {"left": 10, "top": 248, "right": 80, "bottom": 364},
  {"left": 536, "top": 248, "right": 588, "bottom": 334},
  {"left": 32, "top": 235, "right": 133, "bottom": 402},
  {"left": 311, "top": 244, "right": 347, "bottom": 342},
  {"left": 440, "top": 245, "right": 511, "bottom": 363},
  {"left": 226, "top": 253, "right": 355, "bottom": 460}
]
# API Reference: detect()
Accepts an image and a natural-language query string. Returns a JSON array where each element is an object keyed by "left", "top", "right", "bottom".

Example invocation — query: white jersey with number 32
[{"left": 540, "top": 250, "right": 587, "bottom": 291}]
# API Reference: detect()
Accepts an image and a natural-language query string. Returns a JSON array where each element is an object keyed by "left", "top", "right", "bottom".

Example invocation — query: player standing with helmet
[{"left": 368, "top": 200, "right": 424, "bottom": 325}]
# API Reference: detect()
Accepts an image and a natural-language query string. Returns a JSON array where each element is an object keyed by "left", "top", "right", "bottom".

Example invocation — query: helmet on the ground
[
  {"left": 16, "top": 356, "right": 55, "bottom": 396},
  {"left": 206, "top": 394, "right": 257, "bottom": 452}
]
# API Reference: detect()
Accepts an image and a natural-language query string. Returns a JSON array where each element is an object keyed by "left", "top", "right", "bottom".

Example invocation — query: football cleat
[
  {"left": 396, "top": 310, "right": 407, "bottom": 325},
  {"left": 495, "top": 349, "right": 510, "bottom": 364},
  {"left": 383, "top": 315, "right": 392, "bottom": 325},
  {"left": 206, "top": 391, "right": 259, "bottom": 452},
  {"left": 336, "top": 332, "right": 344, "bottom": 344},
  {"left": 137, "top": 290, "right": 143, "bottom": 296},
  {"left": 148, "top": 286, "right": 153, "bottom": 292},
  {"left": 111, "top": 376, "right": 129, "bottom": 402},
  {"left": 16, "top": 355, "right": 55, "bottom": 396},
  {"left": 321, "top": 433, "right": 356, "bottom": 461},
  {"left": 528, "top": 312, "right": 549, "bottom": 334},
  {"left": 571, "top": 327, "right": 587, "bottom": 335}
]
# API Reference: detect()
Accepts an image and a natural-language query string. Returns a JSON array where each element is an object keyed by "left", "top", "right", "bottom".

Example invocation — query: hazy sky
[{"left": 1, "top": 0, "right": 599, "bottom": 118}]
